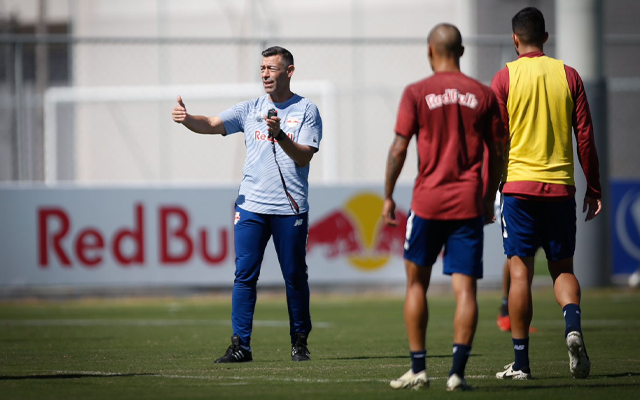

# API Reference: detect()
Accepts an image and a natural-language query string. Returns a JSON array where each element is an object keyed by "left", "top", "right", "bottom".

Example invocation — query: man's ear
[
  {"left": 287, "top": 64, "right": 295, "bottom": 78},
  {"left": 512, "top": 33, "right": 519, "bottom": 48},
  {"left": 459, "top": 45, "right": 465, "bottom": 58},
  {"left": 543, "top": 32, "right": 549, "bottom": 44}
]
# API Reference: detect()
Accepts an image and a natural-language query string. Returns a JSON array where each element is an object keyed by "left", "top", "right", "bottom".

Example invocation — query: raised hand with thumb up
[
  {"left": 171, "top": 94, "right": 226, "bottom": 135},
  {"left": 172, "top": 95, "right": 188, "bottom": 123}
]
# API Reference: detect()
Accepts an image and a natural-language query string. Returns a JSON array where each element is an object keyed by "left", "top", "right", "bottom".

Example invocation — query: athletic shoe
[
  {"left": 567, "top": 331, "right": 590, "bottom": 379},
  {"left": 390, "top": 369, "right": 429, "bottom": 390},
  {"left": 497, "top": 314, "right": 511, "bottom": 332},
  {"left": 291, "top": 332, "right": 310, "bottom": 361},
  {"left": 446, "top": 373, "right": 473, "bottom": 391},
  {"left": 214, "top": 334, "right": 253, "bottom": 363},
  {"left": 495, "top": 362, "right": 532, "bottom": 380}
]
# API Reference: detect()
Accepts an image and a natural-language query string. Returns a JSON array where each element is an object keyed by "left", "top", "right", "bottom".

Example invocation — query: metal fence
[{"left": 1, "top": 34, "right": 639, "bottom": 184}]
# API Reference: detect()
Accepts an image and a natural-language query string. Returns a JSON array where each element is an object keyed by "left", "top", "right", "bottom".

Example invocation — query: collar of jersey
[{"left": 269, "top": 93, "right": 301, "bottom": 109}]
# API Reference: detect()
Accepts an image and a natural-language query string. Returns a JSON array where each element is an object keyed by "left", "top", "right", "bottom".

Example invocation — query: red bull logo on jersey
[
  {"left": 307, "top": 192, "right": 408, "bottom": 271},
  {"left": 426, "top": 89, "right": 478, "bottom": 110},
  {"left": 254, "top": 130, "right": 293, "bottom": 142},
  {"left": 285, "top": 118, "right": 300, "bottom": 128}
]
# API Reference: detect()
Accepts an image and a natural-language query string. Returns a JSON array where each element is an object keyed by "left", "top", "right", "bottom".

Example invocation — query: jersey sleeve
[
  {"left": 565, "top": 65, "right": 602, "bottom": 199},
  {"left": 394, "top": 85, "right": 419, "bottom": 138},
  {"left": 217, "top": 100, "right": 251, "bottom": 136},
  {"left": 298, "top": 102, "right": 323, "bottom": 150},
  {"left": 490, "top": 67, "right": 511, "bottom": 138},
  {"left": 485, "top": 88, "right": 508, "bottom": 147},
  {"left": 481, "top": 88, "right": 507, "bottom": 195}
]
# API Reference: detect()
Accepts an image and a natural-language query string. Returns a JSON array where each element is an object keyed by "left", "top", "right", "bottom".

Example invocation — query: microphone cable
[{"left": 268, "top": 108, "right": 299, "bottom": 215}]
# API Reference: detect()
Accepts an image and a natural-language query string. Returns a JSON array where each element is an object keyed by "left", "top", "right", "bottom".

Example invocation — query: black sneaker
[
  {"left": 291, "top": 333, "right": 310, "bottom": 361},
  {"left": 214, "top": 334, "right": 253, "bottom": 363}
]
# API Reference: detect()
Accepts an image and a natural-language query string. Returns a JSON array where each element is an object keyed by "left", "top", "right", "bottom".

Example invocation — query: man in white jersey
[{"left": 172, "top": 46, "right": 322, "bottom": 363}]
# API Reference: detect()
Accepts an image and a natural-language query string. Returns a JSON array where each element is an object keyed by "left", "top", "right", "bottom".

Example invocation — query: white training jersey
[{"left": 218, "top": 94, "right": 322, "bottom": 215}]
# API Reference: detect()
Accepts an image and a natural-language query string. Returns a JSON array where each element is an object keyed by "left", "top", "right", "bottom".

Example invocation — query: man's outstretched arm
[{"left": 172, "top": 95, "right": 227, "bottom": 135}]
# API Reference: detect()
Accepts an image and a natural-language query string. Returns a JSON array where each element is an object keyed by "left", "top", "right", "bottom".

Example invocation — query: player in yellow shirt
[{"left": 490, "top": 7, "right": 602, "bottom": 380}]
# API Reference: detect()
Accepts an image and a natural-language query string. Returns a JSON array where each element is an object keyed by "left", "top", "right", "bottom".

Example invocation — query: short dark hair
[
  {"left": 512, "top": 7, "right": 546, "bottom": 45},
  {"left": 262, "top": 46, "right": 294, "bottom": 67}
]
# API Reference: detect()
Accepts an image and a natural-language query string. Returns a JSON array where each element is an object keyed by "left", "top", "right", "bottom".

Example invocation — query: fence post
[
  {"left": 14, "top": 42, "right": 27, "bottom": 181},
  {"left": 556, "top": 0, "right": 609, "bottom": 287}
]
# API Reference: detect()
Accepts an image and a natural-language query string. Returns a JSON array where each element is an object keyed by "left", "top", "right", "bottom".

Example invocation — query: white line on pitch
[{"left": 51, "top": 370, "right": 491, "bottom": 384}]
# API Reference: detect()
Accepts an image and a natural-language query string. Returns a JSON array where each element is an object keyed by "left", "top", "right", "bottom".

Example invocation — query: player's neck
[
  {"left": 269, "top": 90, "right": 294, "bottom": 104},
  {"left": 431, "top": 60, "right": 461, "bottom": 73},
  {"left": 516, "top": 44, "right": 543, "bottom": 56}
]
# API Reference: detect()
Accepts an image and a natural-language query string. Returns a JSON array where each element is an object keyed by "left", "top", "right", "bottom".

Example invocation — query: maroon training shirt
[{"left": 395, "top": 71, "right": 506, "bottom": 220}]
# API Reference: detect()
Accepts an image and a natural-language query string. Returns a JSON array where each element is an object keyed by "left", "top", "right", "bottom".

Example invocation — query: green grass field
[{"left": 1, "top": 287, "right": 639, "bottom": 400}]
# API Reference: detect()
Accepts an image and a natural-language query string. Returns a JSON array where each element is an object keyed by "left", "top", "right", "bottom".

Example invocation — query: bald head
[{"left": 428, "top": 23, "right": 463, "bottom": 58}]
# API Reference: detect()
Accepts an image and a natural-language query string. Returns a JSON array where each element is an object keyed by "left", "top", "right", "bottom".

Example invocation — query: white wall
[{"left": 61, "top": 0, "right": 470, "bottom": 185}]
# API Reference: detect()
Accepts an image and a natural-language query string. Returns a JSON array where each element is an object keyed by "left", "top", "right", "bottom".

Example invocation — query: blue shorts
[
  {"left": 403, "top": 212, "right": 484, "bottom": 278},
  {"left": 501, "top": 195, "right": 576, "bottom": 261}
]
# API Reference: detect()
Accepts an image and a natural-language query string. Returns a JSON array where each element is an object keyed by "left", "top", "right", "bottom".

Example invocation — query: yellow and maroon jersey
[{"left": 491, "top": 51, "right": 601, "bottom": 200}]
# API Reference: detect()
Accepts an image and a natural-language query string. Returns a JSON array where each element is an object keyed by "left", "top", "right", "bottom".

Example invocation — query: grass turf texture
[{"left": 1, "top": 288, "right": 639, "bottom": 400}]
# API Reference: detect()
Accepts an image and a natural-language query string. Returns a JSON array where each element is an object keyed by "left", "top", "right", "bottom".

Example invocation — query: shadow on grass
[
  {"left": 478, "top": 372, "right": 640, "bottom": 391},
  {"left": 530, "top": 371, "right": 640, "bottom": 381},
  {"left": 591, "top": 372, "right": 640, "bottom": 378},
  {"left": 326, "top": 355, "right": 407, "bottom": 361},
  {"left": 328, "top": 354, "right": 482, "bottom": 361},
  {"left": 478, "top": 382, "right": 640, "bottom": 391},
  {"left": 0, "top": 373, "right": 153, "bottom": 380}
]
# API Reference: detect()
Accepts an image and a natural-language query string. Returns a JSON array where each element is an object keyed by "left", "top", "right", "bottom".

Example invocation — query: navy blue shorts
[
  {"left": 501, "top": 195, "right": 576, "bottom": 261},
  {"left": 403, "top": 212, "right": 484, "bottom": 278}
]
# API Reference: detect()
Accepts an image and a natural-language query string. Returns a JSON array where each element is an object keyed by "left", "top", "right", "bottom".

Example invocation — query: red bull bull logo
[{"left": 308, "top": 192, "right": 407, "bottom": 271}]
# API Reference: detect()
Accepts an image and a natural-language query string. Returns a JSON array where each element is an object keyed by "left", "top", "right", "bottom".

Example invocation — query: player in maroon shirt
[{"left": 383, "top": 23, "right": 505, "bottom": 391}]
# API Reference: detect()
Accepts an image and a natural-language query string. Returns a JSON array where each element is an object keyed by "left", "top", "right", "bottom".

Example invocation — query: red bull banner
[
  {"left": 306, "top": 187, "right": 411, "bottom": 284},
  {"left": 0, "top": 186, "right": 239, "bottom": 288},
  {"left": 0, "top": 185, "right": 506, "bottom": 290},
  {"left": 307, "top": 187, "right": 504, "bottom": 284}
]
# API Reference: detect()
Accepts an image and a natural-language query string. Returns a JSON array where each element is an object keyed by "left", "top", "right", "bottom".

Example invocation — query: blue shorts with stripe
[
  {"left": 501, "top": 195, "right": 576, "bottom": 261},
  {"left": 403, "top": 212, "right": 484, "bottom": 278}
]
